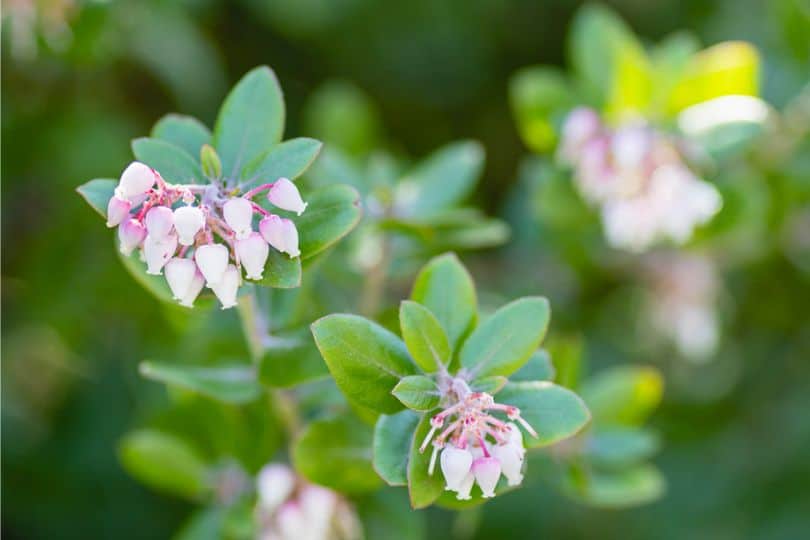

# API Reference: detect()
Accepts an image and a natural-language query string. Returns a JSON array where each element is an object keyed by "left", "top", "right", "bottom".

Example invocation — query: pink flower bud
[
  {"left": 164, "top": 258, "right": 198, "bottom": 300},
  {"left": 118, "top": 161, "right": 156, "bottom": 199},
  {"left": 173, "top": 206, "right": 205, "bottom": 246},
  {"left": 179, "top": 269, "right": 205, "bottom": 308},
  {"left": 210, "top": 264, "right": 240, "bottom": 309},
  {"left": 223, "top": 197, "right": 254, "bottom": 239},
  {"left": 236, "top": 232, "right": 269, "bottom": 280},
  {"left": 455, "top": 471, "right": 475, "bottom": 501},
  {"left": 259, "top": 215, "right": 285, "bottom": 252},
  {"left": 118, "top": 219, "right": 147, "bottom": 256},
  {"left": 144, "top": 206, "right": 175, "bottom": 240},
  {"left": 491, "top": 443, "right": 524, "bottom": 487},
  {"left": 277, "top": 502, "right": 306, "bottom": 539},
  {"left": 257, "top": 464, "right": 296, "bottom": 512},
  {"left": 194, "top": 243, "right": 229, "bottom": 286},
  {"left": 471, "top": 456, "right": 501, "bottom": 498},
  {"left": 280, "top": 218, "right": 300, "bottom": 258},
  {"left": 440, "top": 445, "right": 473, "bottom": 492},
  {"left": 267, "top": 178, "right": 308, "bottom": 216},
  {"left": 106, "top": 195, "right": 131, "bottom": 228},
  {"left": 143, "top": 233, "right": 178, "bottom": 275}
]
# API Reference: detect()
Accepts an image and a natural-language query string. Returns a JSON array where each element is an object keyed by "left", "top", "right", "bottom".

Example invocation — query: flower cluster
[
  {"left": 255, "top": 463, "right": 361, "bottom": 540},
  {"left": 559, "top": 107, "right": 722, "bottom": 252},
  {"left": 105, "top": 161, "right": 307, "bottom": 309},
  {"left": 420, "top": 388, "right": 537, "bottom": 500}
]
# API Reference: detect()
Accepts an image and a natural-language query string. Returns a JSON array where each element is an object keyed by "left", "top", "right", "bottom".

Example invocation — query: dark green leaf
[
  {"left": 399, "top": 301, "right": 451, "bottom": 373},
  {"left": 242, "top": 137, "right": 322, "bottom": 186},
  {"left": 77, "top": 178, "right": 116, "bottom": 219},
  {"left": 497, "top": 381, "right": 591, "bottom": 448},
  {"left": 117, "top": 239, "right": 175, "bottom": 303},
  {"left": 131, "top": 137, "right": 203, "bottom": 183},
  {"left": 373, "top": 410, "right": 421, "bottom": 486},
  {"left": 214, "top": 66, "right": 285, "bottom": 178},
  {"left": 297, "top": 184, "right": 363, "bottom": 260},
  {"left": 311, "top": 315, "right": 418, "bottom": 413},
  {"left": 293, "top": 413, "right": 382, "bottom": 494},
  {"left": 139, "top": 361, "right": 262, "bottom": 404},
  {"left": 410, "top": 253, "right": 477, "bottom": 355},
  {"left": 151, "top": 114, "right": 211, "bottom": 157},
  {"left": 392, "top": 375, "right": 441, "bottom": 411},
  {"left": 258, "top": 249, "right": 302, "bottom": 289},
  {"left": 460, "top": 297, "right": 550, "bottom": 379},
  {"left": 407, "top": 412, "right": 444, "bottom": 508}
]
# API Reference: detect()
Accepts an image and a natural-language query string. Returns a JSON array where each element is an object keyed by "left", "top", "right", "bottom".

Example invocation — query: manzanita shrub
[{"left": 311, "top": 253, "right": 591, "bottom": 508}]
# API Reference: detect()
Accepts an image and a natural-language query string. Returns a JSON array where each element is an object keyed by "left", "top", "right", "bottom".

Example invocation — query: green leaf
[
  {"left": 546, "top": 336, "right": 585, "bottom": 389},
  {"left": 311, "top": 315, "right": 418, "bottom": 413},
  {"left": 373, "top": 410, "right": 421, "bottom": 486},
  {"left": 511, "top": 350, "right": 555, "bottom": 382},
  {"left": 200, "top": 144, "right": 222, "bottom": 179},
  {"left": 151, "top": 114, "right": 211, "bottom": 157},
  {"left": 258, "top": 332, "right": 329, "bottom": 388},
  {"left": 392, "top": 375, "right": 440, "bottom": 411},
  {"left": 399, "top": 141, "right": 484, "bottom": 216},
  {"left": 139, "top": 361, "right": 262, "bottom": 404},
  {"left": 117, "top": 239, "right": 175, "bottom": 303},
  {"left": 562, "top": 463, "right": 665, "bottom": 508},
  {"left": 470, "top": 375, "right": 508, "bottom": 394},
  {"left": 460, "top": 297, "right": 550, "bottom": 379},
  {"left": 131, "top": 137, "right": 203, "bottom": 183},
  {"left": 650, "top": 32, "right": 701, "bottom": 114},
  {"left": 242, "top": 137, "right": 322, "bottom": 186},
  {"left": 293, "top": 413, "right": 382, "bottom": 494},
  {"left": 173, "top": 507, "right": 225, "bottom": 540},
  {"left": 305, "top": 146, "right": 367, "bottom": 192},
  {"left": 410, "top": 253, "right": 477, "bottom": 355},
  {"left": 407, "top": 412, "right": 444, "bottom": 508},
  {"left": 585, "top": 428, "right": 660, "bottom": 468},
  {"left": 509, "top": 66, "right": 575, "bottom": 152},
  {"left": 497, "top": 381, "right": 591, "bottom": 449},
  {"left": 118, "top": 429, "right": 209, "bottom": 499},
  {"left": 580, "top": 366, "right": 663, "bottom": 427},
  {"left": 605, "top": 36, "right": 653, "bottom": 120},
  {"left": 258, "top": 249, "right": 302, "bottom": 289},
  {"left": 214, "top": 66, "right": 285, "bottom": 178},
  {"left": 399, "top": 301, "right": 451, "bottom": 373},
  {"left": 358, "top": 489, "right": 426, "bottom": 540},
  {"left": 297, "top": 184, "right": 363, "bottom": 260},
  {"left": 77, "top": 178, "right": 116, "bottom": 219}
]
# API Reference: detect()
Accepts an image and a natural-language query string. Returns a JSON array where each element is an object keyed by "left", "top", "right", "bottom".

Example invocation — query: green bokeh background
[{"left": 3, "top": 0, "right": 809, "bottom": 538}]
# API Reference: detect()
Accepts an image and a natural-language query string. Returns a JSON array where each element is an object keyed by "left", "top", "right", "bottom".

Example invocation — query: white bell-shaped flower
[
  {"left": 277, "top": 501, "right": 306, "bottom": 540},
  {"left": 280, "top": 218, "right": 300, "bottom": 257},
  {"left": 210, "top": 264, "right": 240, "bottom": 309},
  {"left": 223, "top": 197, "right": 254, "bottom": 239},
  {"left": 471, "top": 456, "right": 501, "bottom": 498},
  {"left": 179, "top": 269, "right": 205, "bottom": 308},
  {"left": 143, "top": 233, "right": 177, "bottom": 275},
  {"left": 118, "top": 161, "right": 156, "bottom": 199},
  {"left": 455, "top": 471, "right": 475, "bottom": 501},
  {"left": 173, "top": 205, "right": 205, "bottom": 246},
  {"left": 440, "top": 445, "right": 473, "bottom": 492},
  {"left": 299, "top": 484, "right": 337, "bottom": 539},
  {"left": 257, "top": 464, "right": 296, "bottom": 512},
  {"left": 259, "top": 215, "right": 285, "bottom": 252},
  {"left": 194, "top": 243, "right": 229, "bottom": 286},
  {"left": 164, "top": 257, "right": 198, "bottom": 300},
  {"left": 505, "top": 422, "right": 524, "bottom": 450},
  {"left": 118, "top": 219, "right": 147, "bottom": 256},
  {"left": 267, "top": 178, "right": 308, "bottom": 215},
  {"left": 491, "top": 443, "right": 524, "bottom": 487},
  {"left": 236, "top": 232, "right": 269, "bottom": 280},
  {"left": 106, "top": 195, "right": 131, "bottom": 228},
  {"left": 144, "top": 206, "right": 175, "bottom": 241}
]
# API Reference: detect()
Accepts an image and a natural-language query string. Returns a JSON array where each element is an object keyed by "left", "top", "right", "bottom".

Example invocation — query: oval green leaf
[
  {"left": 77, "top": 178, "right": 116, "bottom": 219},
  {"left": 241, "top": 137, "right": 322, "bottom": 186},
  {"left": 392, "top": 375, "right": 440, "bottom": 411},
  {"left": 151, "top": 114, "right": 211, "bottom": 157},
  {"left": 139, "top": 361, "right": 262, "bottom": 404},
  {"left": 373, "top": 410, "right": 421, "bottom": 486},
  {"left": 407, "top": 412, "right": 444, "bottom": 509},
  {"left": 132, "top": 137, "right": 203, "bottom": 183},
  {"left": 399, "top": 301, "right": 451, "bottom": 373},
  {"left": 296, "top": 184, "right": 363, "bottom": 260}
]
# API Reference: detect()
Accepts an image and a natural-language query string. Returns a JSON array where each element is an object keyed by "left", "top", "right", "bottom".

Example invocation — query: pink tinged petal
[
  {"left": 455, "top": 471, "right": 475, "bottom": 501},
  {"left": 223, "top": 197, "right": 254, "bottom": 239},
  {"left": 173, "top": 206, "right": 205, "bottom": 246},
  {"left": 472, "top": 456, "right": 501, "bottom": 498},
  {"left": 440, "top": 445, "right": 473, "bottom": 492},
  {"left": 178, "top": 269, "right": 205, "bottom": 308},
  {"left": 106, "top": 195, "right": 131, "bottom": 228},
  {"left": 506, "top": 422, "right": 524, "bottom": 448},
  {"left": 491, "top": 443, "right": 524, "bottom": 487},
  {"left": 276, "top": 502, "right": 306, "bottom": 539},
  {"left": 118, "top": 219, "right": 147, "bottom": 256},
  {"left": 210, "top": 264, "right": 240, "bottom": 309},
  {"left": 143, "top": 233, "right": 178, "bottom": 275},
  {"left": 259, "top": 215, "right": 285, "bottom": 252},
  {"left": 194, "top": 243, "right": 230, "bottom": 286},
  {"left": 267, "top": 177, "right": 308, "bottom": 216},
  {"left": 144, "top": 206, "right": 175, "bottom": 240},
  {"left": 236, "top": 232, "right": 269, "bottom": 280},
  {"left": 256, "top": 464, "right": 296, "bottom": 512},
  {"left": 164, "top": 257, "right": 198, "bottom": 300},
  {"left": 280, "top": 218, "right": 300, "bottom": 258},
  {"left": 118, "top": 161, "right": 156, "bottom": 199}
]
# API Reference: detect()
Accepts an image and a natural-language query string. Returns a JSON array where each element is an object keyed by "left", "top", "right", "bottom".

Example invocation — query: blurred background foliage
[{"left": 3, "top": 0, "right": 810, "bottom": 539}]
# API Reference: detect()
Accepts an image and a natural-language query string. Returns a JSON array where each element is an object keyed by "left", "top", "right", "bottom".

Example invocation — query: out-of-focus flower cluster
[
  {"left": 420, "top": 387, "right": 536, "bottom": 500},
  {"left": 559, "top": 107, "right": 722, "bottom": 252},
  {"left": 106, "top": 161, "right": 307, "bottom": 309},
  {"left": 255, "top": 463, "right": 362, "bottom": 540}
]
